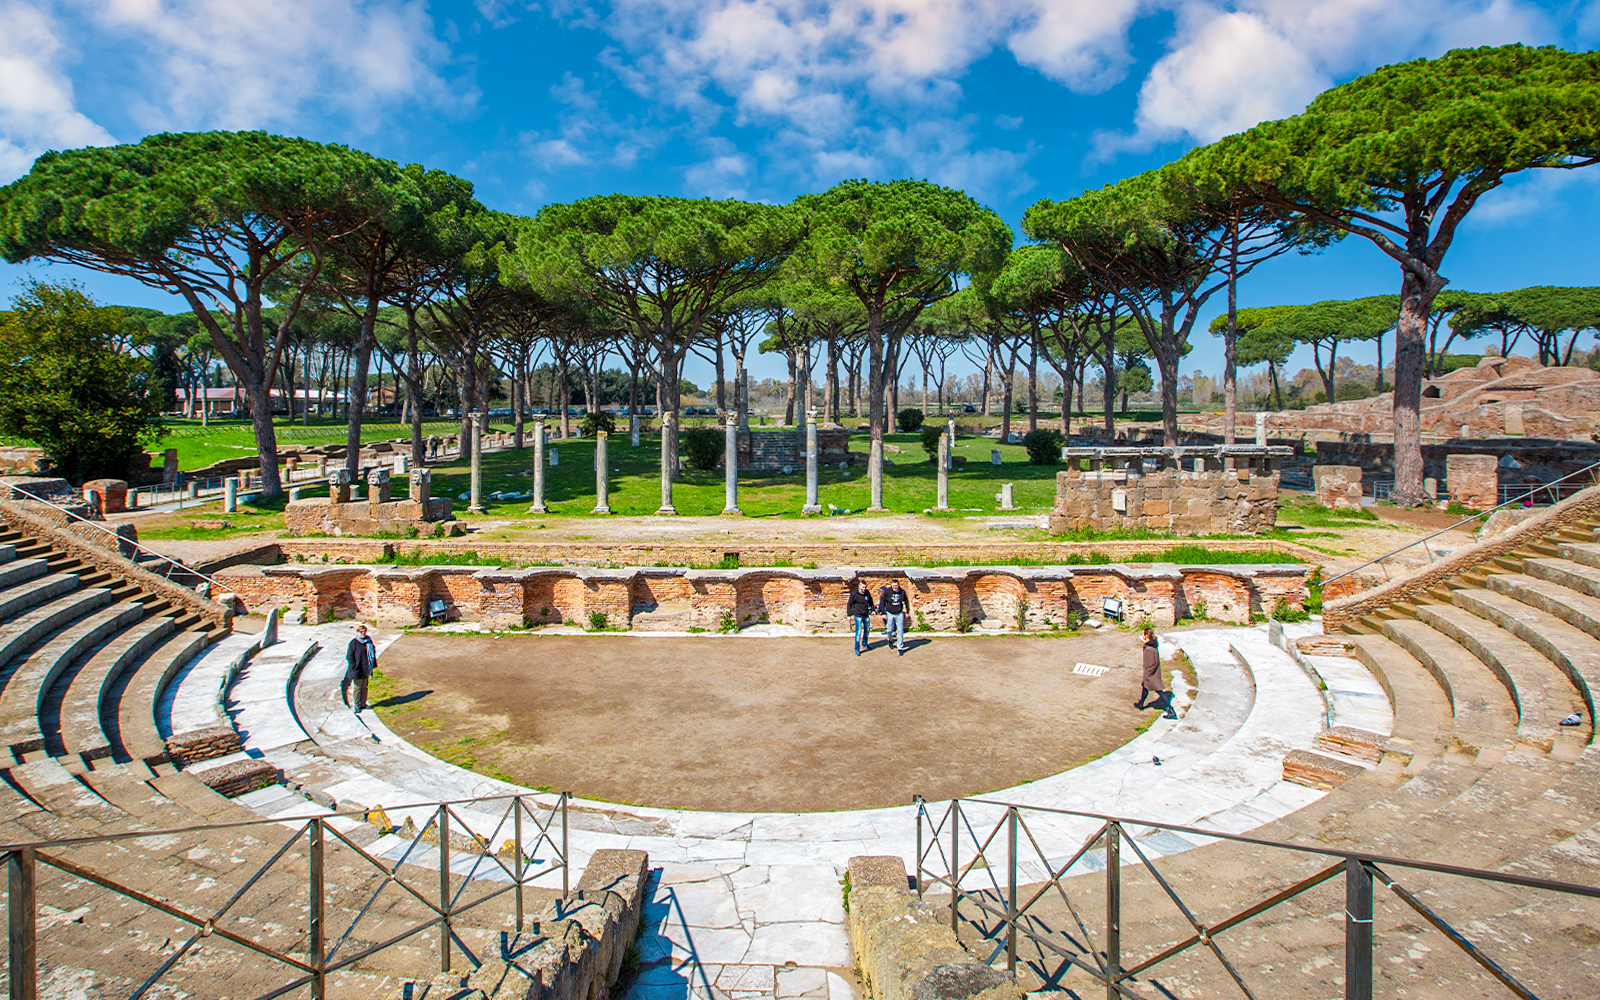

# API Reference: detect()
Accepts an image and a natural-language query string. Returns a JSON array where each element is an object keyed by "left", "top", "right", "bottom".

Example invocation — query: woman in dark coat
[
  {"left": 343, "top": 624, "right": 377, "bottom": 711},
  {"left": 1134, "top": 627, "right": 1177, "bottom": 719}
]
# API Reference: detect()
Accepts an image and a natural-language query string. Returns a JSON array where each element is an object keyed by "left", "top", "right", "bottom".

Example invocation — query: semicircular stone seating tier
[{"left": 4, "top": 501, "right": 1600, "bottom": 997}]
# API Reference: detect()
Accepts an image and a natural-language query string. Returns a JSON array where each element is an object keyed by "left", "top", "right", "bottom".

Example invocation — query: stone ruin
[
  {"left": 284, "top": 468, "right": 462, "bottom": 537},
  {"left": 1049, "top": 445, "right": 1292, "bottom": 536}
]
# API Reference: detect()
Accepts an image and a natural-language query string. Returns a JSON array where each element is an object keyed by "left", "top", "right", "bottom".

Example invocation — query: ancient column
[
  {"left": 936, "top": 433, "right": 951, "bottom": 510},
  {"left": 803, "top": 411, "right": 821, "bottom": 514},
  {"left": 722, "top": 418, "right": 741, "bottom": 515},
  {"left": 1255, "top": 412, "right": 1268, "bottom": 447},
  {"left": 469, "top": 410, "right": 485, "bottom": 513},
  {"left": 224, "top": 477, "right": 238, "bottom": 513},
  {"left": 947, "top": 418, "right": 957, "bottom": 471},
  {"left": 530, "top": 420, "right": 548, "bottom": 513},
  {"left": 657, "top": 411, "right": 677, "bottom": 515},
  {"left": 630, "top": 414, "right": 640, "bottom": 448},
  {"left": 593, "top": 431, "right": 611, "bottom": 514},
  {"left": 869, "top": 438, "right": 886, "bottom": 511}
]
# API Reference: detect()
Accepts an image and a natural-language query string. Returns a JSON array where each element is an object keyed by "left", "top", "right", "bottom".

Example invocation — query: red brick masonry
[{"left": 218, "top": 561, "right": 1310, "bottom": 630}]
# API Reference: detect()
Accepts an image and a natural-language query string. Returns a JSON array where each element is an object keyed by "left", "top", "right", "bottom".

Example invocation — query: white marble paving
[{"left": 203, "top": 621, "right": 1385, "bottom": 1000}]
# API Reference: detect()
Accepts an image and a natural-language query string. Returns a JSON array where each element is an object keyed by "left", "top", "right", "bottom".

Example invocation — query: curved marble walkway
[{"left": 169, "top": 620, "right": 1381, "bottom": 1000}]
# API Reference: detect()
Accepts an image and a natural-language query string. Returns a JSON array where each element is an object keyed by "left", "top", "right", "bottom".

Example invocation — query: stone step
[
  {"left": 1452, "top": 587, "right": 1600, "bottom": 730},
  {"left": 1558, "top": 540, "right": 1600, "bottom": 571},
  {"left": 0, "top": 600, "right": 146, "bottom": 760},
  {"left": 1378, "top": 618, "right": 1518, "bottom": 761},
  {"left": 0, "top": 569, "right": 78, "bottom": 630},
  {"left": 223, "top": 638, "right": 319, "bottom": 752},
  {"left": 1345, "top": 633, "right": 1456, "bottom": 763},
  {"left": 112, "top": 627, "right": 216, "bottom": 765},
  {"left": 76, "top": 762, "right": 207, "bottom": 827},
  {"left": 1524, "top": 554, "right": 1600, "bottom": 601},
  {"left": 0, "top": 553, "right": 46, "bottom": 590},
  {"left": 51, "top": 614, "right": 178, "bottom": 762},
  {"left": 4, "top": 758, "right": 133, "bottom": 833},
  {"left": 158, "top": 631, "right": 263, "bottom": 738},
  {"left": 0, "top": 586, "right": 113, "bottom": 678},
  {"left": 1487, "top": 572, "right": 1600, "bottom": 643},
  {"left": 1414, "top": 600, "right": 1588, "bottom": 753}
]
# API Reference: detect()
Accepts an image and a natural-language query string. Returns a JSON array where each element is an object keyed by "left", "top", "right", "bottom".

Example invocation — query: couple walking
[{"left": 846, "top": 578, "right": 910, "bottom": 655}]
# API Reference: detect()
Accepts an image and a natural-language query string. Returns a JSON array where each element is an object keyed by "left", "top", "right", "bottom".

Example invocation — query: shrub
[
  {"left": 1022, "top": 428, "right": 1065, "bottom": 465},
  {"left": 1272, "top": 597, "right": 1310, "bottom": 623},
  {"left": 580, "top": 410, "right": 616, "bottom": 436},
  {"left": 955, "top": 608, "right": 975, "bottom": 633},
  {"left": 587, "top": 611, "right": 609, "bottom": 632},
  {"left": 718, "top": 609, "right": 738, "bottom": 634},
  {"left": 1304, "top": 567, "right": 1323, "bottom": 614},
  {"left": 920, "top": 425, "right": 944, "bottom": 460},
  {"left": 682, "top": 426, "right": 723, "bottom": 470},
  {"left": 1014, "top": 598, "right": 1030, "bottom": 632},
  {"left": 897, "top": 407, "right": 925, "bottom": 432}
]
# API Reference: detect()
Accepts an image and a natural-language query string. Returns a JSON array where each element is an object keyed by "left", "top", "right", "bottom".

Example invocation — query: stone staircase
[{"left": 0, "top": 517, "right": 572, "bottom": 998}]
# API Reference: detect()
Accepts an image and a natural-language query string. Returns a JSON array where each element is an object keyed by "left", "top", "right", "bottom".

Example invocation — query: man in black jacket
[
  {"left": 343, "top": 624, "right": 378, "bottom": 711},
  {"left": 846, "top": 578, "right": 873, "bottom": 655},
  {"left": 877, "top": 580, "right": 909, "bottom": 655}
]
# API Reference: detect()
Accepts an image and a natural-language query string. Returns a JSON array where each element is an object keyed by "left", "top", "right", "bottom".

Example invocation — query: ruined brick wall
[
  {"left": 218, "top": 562, "right": 1310, "bottom": 630},
  {"left": 284, "top": 497, "right": 457, "bottom": 537},
  {"left": 1049, "top": 468, "right": 1280, "bottom": 536},
  {"left": 1445, "top": 454, "right": 1499, "bottom": 510}
]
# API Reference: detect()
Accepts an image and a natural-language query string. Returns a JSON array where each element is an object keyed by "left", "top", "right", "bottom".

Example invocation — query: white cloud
[
  {"left": 0, "top": 1, "right": 115, "bottom": 181},
  {"left": 1472, "top": 168, "right": 1600, "bottom": 227},
  {"left": 89, "top": 0, "right": 467, "bottom": 134},
  {"left": 1095, "top": 0, "right": 1555, "bottom": 157}
]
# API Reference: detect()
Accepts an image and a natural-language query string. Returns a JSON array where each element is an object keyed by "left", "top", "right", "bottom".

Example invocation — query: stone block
[
  {"left": 164, "top": 725, "right": 243, "bottom": 766},
  {"left": 1446, "top": 453, "right": 1499, "bottom": 510},
  {"left": 1282, "top": 749, "right": 1364, "bottom": 789},
  {"left": 191, "top": 758, "right": 282, "bottom": 797},
  {"left": 82, "top": 479, "right": 129, "bottom": 514}
]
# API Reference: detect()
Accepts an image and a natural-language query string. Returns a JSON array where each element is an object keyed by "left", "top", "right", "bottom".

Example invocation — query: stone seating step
[
  {"left": 158, "top": 631, "right": 263, "bottom": 738},
  {"left": 1487, "top": 572, "right": 1600, "bottom": 644},
  {"left": 1414, "top": 600, "right": 1588, "bottom": 753},
  {"left": 1556, "top": 540, "right": 1600, "bottom": 571},
  {"left": 0, "top": 586, "right": 115, "bottom": 681},
  {"left": 223, "top": 637, "right": 319, "bottom": 753},
  {"left": 0, "top": 600, "right": 147, "bottom": 760},
  {"left": 1526, "top": 553, "right": 1600, "bottom": 601},
  {"left": 4, "top": 758, "right": 136, "bottom": 833},
  {"left": 50, "top": 614, "right": 179, "bottom": 762},
  {"left": 77, "top": 762, "right": 210, "bottom": 827},
  {"left": 112, "top": 628, "right": 217, "bottom": 765},
  {"left": 1346, "top": 633, "right": 1454, "bottom": 763},
  {"left": 1377, "top": 618, "right": 1518, "bottom": 761},
  {"left": 0, "top": 553, "right": 47, "bottom": 591},
  {"left": 0, "top": 570, "right": 81, "bottom": 638},
  {"left": 1452, "top": 587, "right": 1600, "bottom": 729}
]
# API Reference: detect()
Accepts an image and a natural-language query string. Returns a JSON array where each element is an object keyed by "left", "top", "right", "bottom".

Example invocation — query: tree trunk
[
  {"left": 1027, "top": 330, "right": 1039, "bottom": 434},
  {"left": 514, "top": 353, "right": 526, "bottom": 449},
  {"left": 1392, "top": 272, "right": 1431, "bottom": 506},
  {"left": 344, "top": 296, "right": 381, "bottom": 476},
  {"left": 825, "top": 335, "right": 839, "bottom": 425},
  {"left": 247, "top": 384, "right": 282, "bottom": 497},
  {"left": 784, "top": 347, "right": 797, "bottom": 425},
  {"left": 1223, "top": 225, "right": 1239, "bottom": 447},
  {"left": 713, "top": 329, "right": 727, "bottom": 420},
  {"left": 867, "top": 307, "right": 886, "bottom": 509}
]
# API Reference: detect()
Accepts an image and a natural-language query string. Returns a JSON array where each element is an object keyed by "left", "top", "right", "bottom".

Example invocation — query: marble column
[
  {"left": 468, "top": 410, "right": 485, "bottom": 513},
  {"left": 803, "top": 412, "right": 821, "bottom": 514},
  {"left": 593, "top": 431, "right": 611, "bottom": 513},
  {"left": 530, "top": 420, "right": 548, "bottom": 513},
  {"left": 723, "top": 418, "right": 740, "bottom": 515},
  {"left": 936, "top": 433, "right": 951, "bottom": 510},
  {"left": 657, "top": 411, "right": 677, "bottom": 515}
]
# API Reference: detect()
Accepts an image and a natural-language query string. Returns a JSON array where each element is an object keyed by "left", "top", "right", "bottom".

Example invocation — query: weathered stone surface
[
  {"left": 284, "top": 495, "right": 455, "bottom": 537},
  {"left": 1447, "top": 453, "right": 1500, "bottom": 511},
  {"left": 1315, "top": 726, "right": 1385, "bottom": 763},
  {"left": 849, "top": 855, "right": 1023, "bottom": 1000},
  {"left": 190, "top": 758, "right": 282, "bottom": 797},
  {"left": 1282, "top": 749, "right": 1364, "bottom": 789},
  {"left": 164, "top": 725, "right": 242, "bottom": 766}
]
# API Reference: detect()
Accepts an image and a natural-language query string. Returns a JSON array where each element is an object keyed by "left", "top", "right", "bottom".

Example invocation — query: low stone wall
[
  {"left": 1049, "top": 446, "right": 1288, "bottom": 536},
  {"left": 0, "top": 499, "right": 233, "bottom": 630},
  {"left": 1323, "top": 482, "right": 1600, "bottom": 631},
  {"left": 848, "top": 856, "right": 1022, "bottom": 1000},
  {"left": 218, "top": 560, "right": 1309, "bottom": 630},
  {"left": 452, "top": 848, "right": 649, "bottom": 998},
  {"left": 284, "top": 496, "right": 459, "bottom": 537}
]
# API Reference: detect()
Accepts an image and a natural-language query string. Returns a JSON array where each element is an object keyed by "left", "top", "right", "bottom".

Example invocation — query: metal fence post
[
  {"left": 1007, "top": 806, "right": 1019, "bottom": 974},
  {"left": 514, "top": 797, "right": 525, "bottom": 933},
  {"left": 1105, "top": 823, "right": 1120, "bottom": 1000},
  {"left": 913, "top": 795, "right": 925, "bottom": 898},
  {"left": 438, "top": 806, "right": 451, "bottom": 973},
  {"left": 560, "top": 792, "right": 570, "bottom": 896},
  {"left": 8, "top": 848, "right": 36, "bottom": 1000},
  {"left": 1345, "top": 857, "right": 1373, "bottom": 1000},
  {"left": 950, "top": 800, "right": 961, "bottom": 936},
  {"left": 308, "top": 820, "right": 325, "bottom": 1000}
]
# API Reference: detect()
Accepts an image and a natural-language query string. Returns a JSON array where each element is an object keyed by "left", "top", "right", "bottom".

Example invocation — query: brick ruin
[
  {"left": 217, "top": 560, "right": 1310, "bottom": 630},
  {"left": 1049, "top": 445, "right": 1291, "bottom": 536},
  {"left": 284, "top": 468, "right": 461, "bottom": 537}
]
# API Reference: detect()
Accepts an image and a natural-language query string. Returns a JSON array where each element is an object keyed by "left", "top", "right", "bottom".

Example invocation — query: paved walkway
[{"left": 185, "top": 620, "right": 1380, "bottom": 999}]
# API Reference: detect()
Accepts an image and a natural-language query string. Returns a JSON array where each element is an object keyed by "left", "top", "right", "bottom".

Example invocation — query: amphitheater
[{"left": 2, "top": 484, "right": 1600, "bottom": 999}]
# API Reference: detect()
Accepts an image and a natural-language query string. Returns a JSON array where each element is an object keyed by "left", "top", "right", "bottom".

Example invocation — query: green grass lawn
[
  {"left": 424, "top": 429, "right": 1061, "bottom": 519},
  {"left": 149, "top": 416, "right": 495, "bottom": 470}
]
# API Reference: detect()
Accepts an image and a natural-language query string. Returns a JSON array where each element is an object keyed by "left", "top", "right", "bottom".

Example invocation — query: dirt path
[{"left": 373, "top": 631, "right": 1164, "bottom": 813}]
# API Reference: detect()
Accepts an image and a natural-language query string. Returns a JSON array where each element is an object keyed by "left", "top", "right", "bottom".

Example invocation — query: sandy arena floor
[{"left": 372, "top": 630, "right": 1171, "bottom": 813}]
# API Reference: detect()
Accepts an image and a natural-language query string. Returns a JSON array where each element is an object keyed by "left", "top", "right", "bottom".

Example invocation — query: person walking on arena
[
  {"left": 877, "top": 579, "right": 909, "bottom": 655},
  {"left": 846, "top": 577, "right": 874, "bottom": 655},
  {"left": 1134, "top": 626, "right": 1177, "bottom": 719},
  {"left": 343, "top": 623, "right": 378, "bottom": 711}
]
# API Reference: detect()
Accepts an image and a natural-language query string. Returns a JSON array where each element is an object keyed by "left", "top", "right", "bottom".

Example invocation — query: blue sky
[{"left": 2, "top": 0, "right": 1599, "bottom": 389}]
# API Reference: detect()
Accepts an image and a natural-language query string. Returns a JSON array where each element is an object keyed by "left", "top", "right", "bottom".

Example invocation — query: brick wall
[{"left": 220, "top": 561, "right": 1310, "bottom": 629}]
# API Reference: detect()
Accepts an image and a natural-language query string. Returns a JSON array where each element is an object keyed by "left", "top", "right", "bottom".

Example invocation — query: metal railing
[
  {"left": 1, "top": 484, "right": 233, "bottom": 596},
  {"left": 915, "top": 796, "right": 1600, "bottom": 1000},
  {"left": 1323, "top": 460, "right": 1600, "bottom": 587},
  {"left": 4, "top": 791, "right": 569, "bottom": 999}
]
